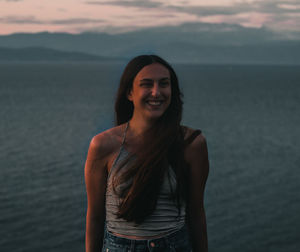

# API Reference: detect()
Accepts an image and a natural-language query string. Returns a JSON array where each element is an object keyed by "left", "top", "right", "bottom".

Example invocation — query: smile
[{"left": 147, "top": 100, "right": 163, "bottom": 106}]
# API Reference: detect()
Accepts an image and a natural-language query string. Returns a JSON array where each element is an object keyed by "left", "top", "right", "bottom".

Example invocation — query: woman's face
[{"left": 127, "top": 63, "right": 171, "bottom": 121}]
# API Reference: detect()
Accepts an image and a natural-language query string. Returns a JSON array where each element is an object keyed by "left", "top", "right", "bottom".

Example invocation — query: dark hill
[{"left": 0, "top": 46, "right": 122, "bottom": 62}]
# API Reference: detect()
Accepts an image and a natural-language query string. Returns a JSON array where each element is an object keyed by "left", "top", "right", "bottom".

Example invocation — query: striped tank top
[{"left": 105, "top": 122, "right": 186, "bottom": 236}]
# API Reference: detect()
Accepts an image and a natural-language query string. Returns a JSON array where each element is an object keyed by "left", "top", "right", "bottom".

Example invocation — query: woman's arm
[
  {"left": 185, "top": 133, "right": 210, "bottom": 252},
  {"left": 85, "top": 135, "right": 109, "bottom": 252}
]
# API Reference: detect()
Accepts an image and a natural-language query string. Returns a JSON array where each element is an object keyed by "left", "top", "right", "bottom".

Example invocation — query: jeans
[{"left": 102, "top": 224, "right": 192, "bottom": 251}]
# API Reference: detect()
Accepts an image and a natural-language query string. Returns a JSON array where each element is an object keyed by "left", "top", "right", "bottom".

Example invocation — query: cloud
[
  {"left": 263, "top": 10, "right": 300, "bottom": 31},
  {"left": 76, "top": 25, "right": 143, "bottom": 34},
  {"left": 0, "top": 16, "right": 105, "bottom": 25},
  {"left": 258, "top": 0, "right": 300, "bottom": 14},
  {"left": 84, "top": 0, "right": 300, "bottom": 29},
  {"left": 166, "top": 4, "right": 248, "bottom": 16},
  {"left": 1, "top": 0, "right": 299, "bottom": 34},
  {"left": 164, "top": 0, "right": 300, "bottom": 17},
  {"left": 57, "top": 8, "right": 67, "bottom": 13},
  {"left": 84, "top": 0, "right": 300, "bottom": 16},
  {"left": 86, "top": 0, "right": 162, "bottom": 8},
  {"left": 117, "top": 13, "right": 176, "bottom": 19},
  {"left": 0, "top": 0, "right": 23, "bottom": 2},
  {"left": 278, "top": 4, "right": 300, "bottom": 10},
  {"left": 51, "top": 18, "right": 104, "bottom": 25},
  {"left": 0, "top": 16, "right": 43, "bottom": 24},
  {"left": 154, "top": 0, "right": 299, "bottom": 31}
]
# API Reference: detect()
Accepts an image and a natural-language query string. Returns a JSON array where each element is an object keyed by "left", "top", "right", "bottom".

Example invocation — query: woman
[{"left": 85, "top": 55, "right": 209, "bottom": 251}]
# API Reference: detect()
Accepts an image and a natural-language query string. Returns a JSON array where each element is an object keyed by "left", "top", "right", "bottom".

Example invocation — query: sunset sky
[{"left": 0, "top": 0, "right": 299, "bottom": 35}]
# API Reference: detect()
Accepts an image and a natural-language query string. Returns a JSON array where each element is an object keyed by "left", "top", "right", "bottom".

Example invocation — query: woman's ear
[{"left": 127, "top": 89, "right": 133, "bottom": 101}]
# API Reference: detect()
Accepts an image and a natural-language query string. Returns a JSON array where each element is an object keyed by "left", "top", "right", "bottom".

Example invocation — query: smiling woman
[
  {"left": 84, "top": 55, "right": 209, "bottom": 252},
  {"left": 127, "top": 63, "right": 172, "bottom": 122}
]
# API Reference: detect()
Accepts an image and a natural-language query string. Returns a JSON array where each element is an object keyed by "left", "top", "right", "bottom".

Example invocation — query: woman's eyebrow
[{"left": 140, "top": 77, "right": 170, "bottom": 82}]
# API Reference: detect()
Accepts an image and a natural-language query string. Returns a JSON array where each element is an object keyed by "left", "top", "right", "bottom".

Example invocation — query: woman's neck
[{"left": 128, "top": 116, "right": 155, "bottom": 137}]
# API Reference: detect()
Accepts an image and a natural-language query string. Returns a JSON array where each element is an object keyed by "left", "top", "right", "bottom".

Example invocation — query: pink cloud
[{"left": 0, "top": 0, "right": 299, "bottom": 34}]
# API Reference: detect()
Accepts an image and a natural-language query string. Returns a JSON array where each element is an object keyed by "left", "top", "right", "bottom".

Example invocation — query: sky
[{"left": 0, "top": 0, "right": 300, "bottom": 35}]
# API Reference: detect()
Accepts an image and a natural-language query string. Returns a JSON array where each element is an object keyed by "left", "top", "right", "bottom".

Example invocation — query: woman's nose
[{"left": 151, "top": 83, "right": 160, "bottom": 97}]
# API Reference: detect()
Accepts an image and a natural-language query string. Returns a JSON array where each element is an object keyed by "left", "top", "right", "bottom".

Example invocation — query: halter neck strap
[{"left": 121, "top": 121, "right": 129, "bottom": 145}]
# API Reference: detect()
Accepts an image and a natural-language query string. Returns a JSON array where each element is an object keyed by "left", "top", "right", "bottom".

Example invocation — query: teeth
[{"left": 147, "top": 101, "right": 162, "bottom": 105}]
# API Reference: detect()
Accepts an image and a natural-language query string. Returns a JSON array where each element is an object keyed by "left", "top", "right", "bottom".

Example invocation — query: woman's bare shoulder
[
  {"left": 181, "top": 125, "right": 208, "bottom": 165},
  {"left": 181, "top": 125, "right": 204, "bottom": 142},
  {"left": 88, "top": 124, "right": 126, "bottom": 158}
]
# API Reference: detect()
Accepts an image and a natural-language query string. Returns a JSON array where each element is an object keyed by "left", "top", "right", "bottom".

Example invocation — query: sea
[{"left": 0, "top": 62, "right": 299, "bottom": 252}]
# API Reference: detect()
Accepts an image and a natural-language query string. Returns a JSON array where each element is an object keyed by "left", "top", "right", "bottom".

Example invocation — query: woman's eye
[
  {"left": 141, "top": 83, "right": 152, "bottom": 87},
  {"left": 160, "top": 82, "right": 169, "bottom": 87}
]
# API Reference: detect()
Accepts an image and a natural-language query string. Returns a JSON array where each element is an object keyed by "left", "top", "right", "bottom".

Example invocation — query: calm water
[{"left": 0, "top": 63, "right": 299, "bottom": 252}]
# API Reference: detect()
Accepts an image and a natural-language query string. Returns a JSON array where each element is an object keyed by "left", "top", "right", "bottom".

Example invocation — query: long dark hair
[{"left": 113, "top": 55, "right": 189, "bottom": 224}]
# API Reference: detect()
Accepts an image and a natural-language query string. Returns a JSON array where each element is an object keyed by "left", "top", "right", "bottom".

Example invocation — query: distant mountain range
[
  {"left": 0, "top": 22, "right": 299, "bottom": 64},
  {"left": 0, "top": 47, "right": 122, "bottom": 62}
]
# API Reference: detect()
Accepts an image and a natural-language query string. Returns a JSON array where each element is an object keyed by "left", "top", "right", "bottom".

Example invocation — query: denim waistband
[{"left": 104, "top": 224, "right": 190, "bottom": 249}]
